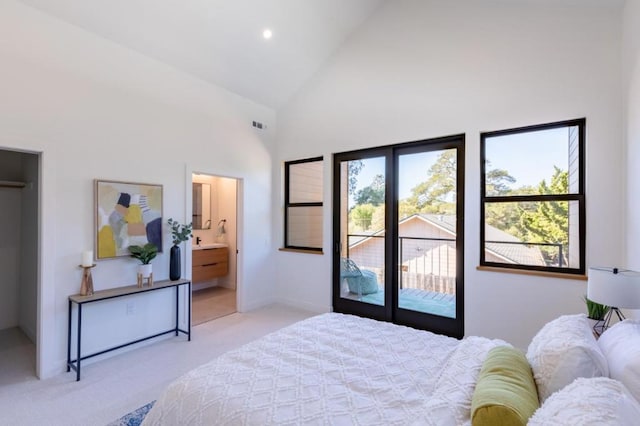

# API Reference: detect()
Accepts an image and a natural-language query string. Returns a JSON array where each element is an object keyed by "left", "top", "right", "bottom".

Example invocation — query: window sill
[
  {"left": 476, "top": 265, "right": 587, "bottom": 281},
  {"left": 279, "top": 248, "right": 324, "bottom": 255}
]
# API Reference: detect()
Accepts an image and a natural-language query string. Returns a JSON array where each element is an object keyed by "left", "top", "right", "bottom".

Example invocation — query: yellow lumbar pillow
[{"left": 471, "top": 346, "right": 540, "bottom": 426}]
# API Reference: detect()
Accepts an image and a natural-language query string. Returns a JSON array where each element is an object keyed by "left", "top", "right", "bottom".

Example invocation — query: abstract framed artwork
[{"left": 95, "top": 180, "right": 163, "bottom": 259}]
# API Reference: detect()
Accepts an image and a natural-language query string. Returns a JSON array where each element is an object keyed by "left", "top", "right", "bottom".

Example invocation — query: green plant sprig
[
  {"left": 168, "top": 218, "right": 193, "bottom": 246},
  {"left": 584, "top": 296, "right": 610, "bottom": 320},
  {"left": 128, "top": 243, "right": 158, "bottom": 265}
]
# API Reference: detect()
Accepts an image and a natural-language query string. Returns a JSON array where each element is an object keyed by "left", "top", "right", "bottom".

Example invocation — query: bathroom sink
[{"left": 193, "top": 243, "right": 228, "bottom": 250}]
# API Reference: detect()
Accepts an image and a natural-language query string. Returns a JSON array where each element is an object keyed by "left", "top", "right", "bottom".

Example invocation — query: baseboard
[
  {"left": 276, "top": 297, "right": 330, "bottom": 315},
  {"left": 192, "top": 282, "right": 219, "bottom": 292},
  {"left": 18, "top": 323, "right": 36, "bottom": 344},
  {"left": 53, "top": 332, "right": 176, "bottom": 379},
  {"left": 239, "top": 296, "right": 278, "bottom": 313}
]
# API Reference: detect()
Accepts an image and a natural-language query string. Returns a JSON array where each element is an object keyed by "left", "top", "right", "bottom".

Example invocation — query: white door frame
[
  {"left": 185, "top": 165, "right": 244, "bottom": 312},
  {"left": 0, "top": 142, "right": 56, "bottom": 379}
]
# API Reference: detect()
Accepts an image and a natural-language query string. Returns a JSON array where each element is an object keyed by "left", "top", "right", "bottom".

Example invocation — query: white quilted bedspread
[{"left": 142, "top": 313, "right": 505, "bottom": 425}]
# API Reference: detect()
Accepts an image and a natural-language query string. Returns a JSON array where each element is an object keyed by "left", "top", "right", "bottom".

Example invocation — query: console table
[{"left": 67, "top": 278, "right": 191, "bottom": 381}]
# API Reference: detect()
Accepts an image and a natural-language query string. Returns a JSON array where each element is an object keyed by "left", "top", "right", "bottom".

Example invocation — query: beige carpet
[
  {"left": 0, "top": 327, "right": 35, "bottom": 387},
  {"left": 0, "top": 304, "right": 316, "bottom": 426},
  {"left": 192, "top": 286, "right": 237, "bottom": 325}
]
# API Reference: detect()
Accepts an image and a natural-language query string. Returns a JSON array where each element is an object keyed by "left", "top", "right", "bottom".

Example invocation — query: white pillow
[
  {"left": 526, "top": 314, "right": 608, "bottom": 402},
  {"left": 528, "top": 377, "right": 640, "bottom": 426},
  {"left": 598, "top": 319, "right": 640, "bottom": 402}
]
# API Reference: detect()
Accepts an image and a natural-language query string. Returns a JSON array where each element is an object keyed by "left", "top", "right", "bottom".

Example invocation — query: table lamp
[{"left": 587, "top": 267, "right": 640, "bottom": 332}]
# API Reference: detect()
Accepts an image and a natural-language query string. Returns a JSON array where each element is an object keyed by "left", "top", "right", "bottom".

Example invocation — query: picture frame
[{"left": 95, "top": 179, "right": 163, "bottom": 260}]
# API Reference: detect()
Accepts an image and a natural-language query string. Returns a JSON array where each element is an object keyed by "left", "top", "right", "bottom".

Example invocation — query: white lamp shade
[{"left": 588, "top": 267, "right": 640, "bottom": 309}]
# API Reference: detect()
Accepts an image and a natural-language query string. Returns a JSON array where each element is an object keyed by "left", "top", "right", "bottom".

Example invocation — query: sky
[
  {"left": 485, "top": 127, "right": 569, "bottom": 189},
  {"left": 349, "top": 126, "right": 571, "bottom": 201}
]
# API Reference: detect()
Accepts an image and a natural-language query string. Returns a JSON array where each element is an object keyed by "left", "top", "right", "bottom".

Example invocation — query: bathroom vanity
[{"left": 192, "top": 244, "right": 229, "bottom": 284}]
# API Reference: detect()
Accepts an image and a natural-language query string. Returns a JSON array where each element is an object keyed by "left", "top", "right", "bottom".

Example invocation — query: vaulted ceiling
[{"left": 17, "top": 0, "right": 384, "bottom": 109}]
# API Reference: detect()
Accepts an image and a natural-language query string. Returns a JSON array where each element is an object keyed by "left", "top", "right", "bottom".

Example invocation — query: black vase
[{"left": 169, "top": 245, "right": 181, "bottom": 281}]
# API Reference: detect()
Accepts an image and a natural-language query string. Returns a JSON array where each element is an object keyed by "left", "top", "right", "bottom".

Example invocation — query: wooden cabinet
[{"left": 192, "top": 247, "right": 228, "bottom": 283}]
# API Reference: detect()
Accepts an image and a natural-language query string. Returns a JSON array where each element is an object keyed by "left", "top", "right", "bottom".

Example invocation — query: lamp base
[{"left": 600, "top": 307, "right": 625, "bottom": 333}]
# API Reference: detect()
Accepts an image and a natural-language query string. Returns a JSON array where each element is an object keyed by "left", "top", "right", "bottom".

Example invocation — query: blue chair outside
[{"left": 340, "top": 258, "right": 379, "bottom": 298}]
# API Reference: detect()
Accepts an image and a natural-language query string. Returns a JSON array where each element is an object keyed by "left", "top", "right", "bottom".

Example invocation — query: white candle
[{"left": 82, "top": 250, "right": 93, "bottom": 267}]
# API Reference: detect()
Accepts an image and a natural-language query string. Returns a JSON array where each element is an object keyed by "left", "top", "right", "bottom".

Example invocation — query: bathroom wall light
[{"left": 216, "top": 219, "right": 227, "bottom": 242}]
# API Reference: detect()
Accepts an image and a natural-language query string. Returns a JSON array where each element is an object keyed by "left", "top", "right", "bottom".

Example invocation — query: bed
[{"left": 142, "top": 313, "right": 640, "bottom": 425}]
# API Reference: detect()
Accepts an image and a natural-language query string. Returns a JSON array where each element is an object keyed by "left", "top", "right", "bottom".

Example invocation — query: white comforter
[{"left": 143, "top": 313, "right": 506, "bottom": 425}]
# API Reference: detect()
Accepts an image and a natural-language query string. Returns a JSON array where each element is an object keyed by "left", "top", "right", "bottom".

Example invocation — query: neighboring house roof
[
  {"left": 349, "top": 213, "right": 546, "bottom": 266},
  {"left": 348, "top": 231, "right": 382, "bottom": 248},
  {"left": 483, "top": 222, "right": 547, "bottom": 266}
]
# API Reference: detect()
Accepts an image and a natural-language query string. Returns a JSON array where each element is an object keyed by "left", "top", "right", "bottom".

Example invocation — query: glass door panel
[
  {"left": 333, "top": 134, "right": 464, "bottom": 338},
  {"left": 397, "top": 149, "right": 457, "bottom": 319},
  {"left": 338, "top": 156, "right": 386, "bottom": 306}
]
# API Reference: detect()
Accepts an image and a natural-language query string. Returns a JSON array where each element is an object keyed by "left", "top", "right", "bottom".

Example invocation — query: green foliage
[
  {"left": 516, "top": 167, "right": 569, "bottom": 265},
  {"left": 485, "top": 186, "right": 537, "bottom": 237},
  {"left": 354, "top": 174, "right": 385, "bottom": 206},
  {"left": 350, "top": 204, "right": 375, "bottom": 231},
  {"left": 398, "top": 199, "right": 419, "bottom": 220},
  {"left": 370, "top": 204, "right": 385, "bottom": 231},
  {"left": 409, "top": 150, "right": 457, "bottom": 212},
  {"left": 348, "top": 160, "right": 364, "bottom": 195},
  {"left": 167, "top": 218, "right": 193, "bottom": 246},
  {"left": 485, "top": 167, "right": 516, "bottom": 196},
  {"left": 345, "top": 149, "right": 570, "bottom": 269},
  {"left": 584, "top": 296, "right": 610, "bottom": 320},
  {"left": 128, "top": 243, "right": 158, "bottom": 264}
]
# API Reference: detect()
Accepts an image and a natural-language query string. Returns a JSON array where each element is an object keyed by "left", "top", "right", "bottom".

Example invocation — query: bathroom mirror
[{"left": 192, "top": 182, "right": 211, "bottom": 229}]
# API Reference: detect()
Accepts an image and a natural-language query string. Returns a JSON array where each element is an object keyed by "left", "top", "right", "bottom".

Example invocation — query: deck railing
[
  {"left": 485, "top": 240, "right": 565, "bottom": 267},
  {"left": 346, "top": 233, "right": 566, "bottom": 296},
  {"left": 346, "top": 234, "right": 456, "bottom": 295}
]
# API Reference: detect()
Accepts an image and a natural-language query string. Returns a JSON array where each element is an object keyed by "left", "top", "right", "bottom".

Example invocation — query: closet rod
[{"left": 0, "top": 180, "right": 27, "bottom": 188}]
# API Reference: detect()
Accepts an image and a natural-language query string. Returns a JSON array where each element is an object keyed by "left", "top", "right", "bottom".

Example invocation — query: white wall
[
  {"left": 624, "top": 0, "right": 640, "bottom": 273},
  {"left": 275, "top": 0, "right": 624, "bottom": 348},
  {"left": 1, "top": 1, "right": 276, "bottom": 378}
]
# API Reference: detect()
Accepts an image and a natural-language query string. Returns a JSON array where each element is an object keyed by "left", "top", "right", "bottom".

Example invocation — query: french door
[{"left": 332, "top": 135, "right": 464, "bottom": 338}]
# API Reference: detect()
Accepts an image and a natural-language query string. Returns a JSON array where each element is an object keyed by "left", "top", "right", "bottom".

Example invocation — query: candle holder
[
  {"left": 79, "top": 264, "right": 96, "bottom": 296},
  {"left": 137, "top": 271, "right": 153, "bottom": 288}
]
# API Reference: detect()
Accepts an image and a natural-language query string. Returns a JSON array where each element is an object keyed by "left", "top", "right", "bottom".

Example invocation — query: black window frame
[
  {"left": 284, "top": 156, "right": 324, "bottom": 252},
  {"left": 480, "top": 118, "right": 586, "bottom": 275}
]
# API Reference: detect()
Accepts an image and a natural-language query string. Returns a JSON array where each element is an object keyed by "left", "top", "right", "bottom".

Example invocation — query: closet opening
[{"left": 0, "top": 148, "right": 40, "bottom": 381}]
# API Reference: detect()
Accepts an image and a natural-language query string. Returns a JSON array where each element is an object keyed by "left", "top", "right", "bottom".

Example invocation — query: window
[
  {"left": 284, "top": 157, "right": 323, "bottom": 252},
  {"left": 480, "top": 119, "right": 585, "bottom": 274}
]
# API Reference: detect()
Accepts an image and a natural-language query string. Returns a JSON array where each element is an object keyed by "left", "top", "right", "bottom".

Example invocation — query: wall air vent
[{"left": 252, "top": 121, "right": 264, "bottom": 129}]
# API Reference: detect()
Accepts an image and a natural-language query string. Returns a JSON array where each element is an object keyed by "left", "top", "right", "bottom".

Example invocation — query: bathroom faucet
[{"left": 196, "top": 236, "right": 201, "bottom": 245}]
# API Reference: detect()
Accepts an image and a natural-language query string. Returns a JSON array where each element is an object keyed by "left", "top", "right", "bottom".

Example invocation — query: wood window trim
[
  {"left": 278, "top": 247, "right": 324, "bottom": 255},
  {"left": 476, "top": 265, "right": 587, "bottom": 281}
]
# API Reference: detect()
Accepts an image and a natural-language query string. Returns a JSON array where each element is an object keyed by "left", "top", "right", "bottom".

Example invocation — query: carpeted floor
[
  {"left": 0, "top": 304, "right": 315, "bottom": 426},
  {"left": 192, "top": 286, "right": 236, "bottom": 325}
]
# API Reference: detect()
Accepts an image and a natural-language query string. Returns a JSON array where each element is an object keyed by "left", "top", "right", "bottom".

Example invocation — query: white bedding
[{"left": 143, "top": 313, "right": 506, "bottom": 425}]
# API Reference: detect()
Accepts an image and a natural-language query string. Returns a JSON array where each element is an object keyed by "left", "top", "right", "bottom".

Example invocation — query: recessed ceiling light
[{"left": 263, "top": 29, "right": 273, "bottom": 40}]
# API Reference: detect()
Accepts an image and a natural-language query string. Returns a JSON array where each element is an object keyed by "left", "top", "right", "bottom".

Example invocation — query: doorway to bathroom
[
  {"left": 191, "top": 173, "right": 238, "bottom": 325},
  {"left": 0, "top": 148, "right": 40, "bottom": 382}
]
